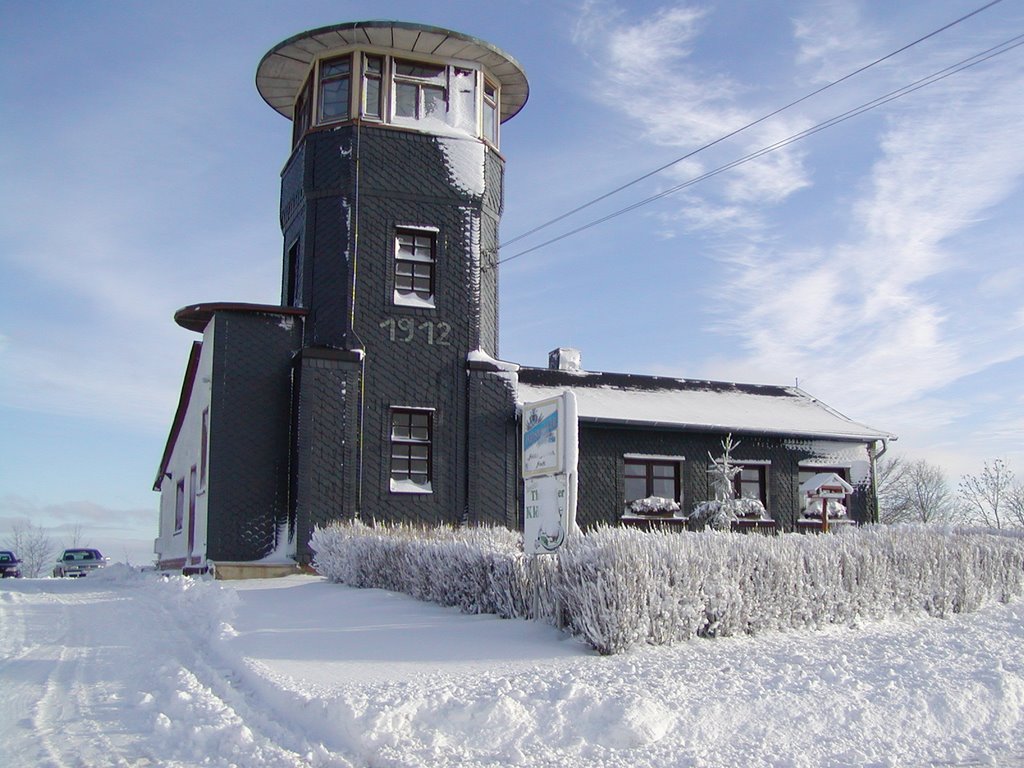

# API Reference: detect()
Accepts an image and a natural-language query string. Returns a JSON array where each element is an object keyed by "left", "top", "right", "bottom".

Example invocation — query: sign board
[
  {"left": 523, "top": 474, "right": 568, "bottom": 555},
  {"left": 521, "top": 391, "right": 578, "bottom": 555},
  {"left": 522, "top": 396, "right": 563, "bottom": 477}
]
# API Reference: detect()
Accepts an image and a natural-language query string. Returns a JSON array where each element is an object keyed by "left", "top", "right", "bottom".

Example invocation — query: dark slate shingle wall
[
  {"left": 285, "top": 124, "right": 505, "bottom": 528},
  {"left": 575, "top": 425, "right": 872, "bottom": 530},
  {"left": 292, "top": 350, "right": 362, "bottom": 562},
  {"left": 207, "top": 311, "right": 302, "bottom": 561}
]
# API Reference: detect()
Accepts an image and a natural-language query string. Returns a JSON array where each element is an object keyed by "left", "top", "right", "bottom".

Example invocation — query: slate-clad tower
[{"left": 256, "top": 22, "right": 529, "bottom": 549}]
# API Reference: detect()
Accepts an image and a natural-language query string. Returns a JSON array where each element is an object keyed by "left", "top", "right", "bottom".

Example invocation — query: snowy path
[
  {"left": 3, "top": 570, "right": 1024, "bottom": 767},
  {"left": 0, "top": 573, "right": 325, "bottom": 767}
]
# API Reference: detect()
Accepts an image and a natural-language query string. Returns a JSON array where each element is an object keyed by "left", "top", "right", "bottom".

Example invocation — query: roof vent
[{"left": 548, "top": 347, "right": 581, "bottom": 372}]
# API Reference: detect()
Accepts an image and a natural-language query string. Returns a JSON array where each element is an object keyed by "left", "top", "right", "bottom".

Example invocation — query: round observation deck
[{"left": 256, "top": 20, "right": 529, "bottom": 123}]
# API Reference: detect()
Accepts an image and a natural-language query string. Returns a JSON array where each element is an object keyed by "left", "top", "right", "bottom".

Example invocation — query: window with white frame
[
  {"left": 394, "top": 228, "right": 436, "bottom": 307},
  {"left": 362, "top": 54, "right": 383, "bottom": 119},
  {"left": 292, "top": 74, "right": 313, "bottom": 147},
  {"left": 482, "top": 79, "right": 499, "bottom": 145},
  {"left": 390, "top": 408, "right": 432, "bottom": 493},
  {"left": 394, "top": 59, "right": 446, "bottom": 120}
]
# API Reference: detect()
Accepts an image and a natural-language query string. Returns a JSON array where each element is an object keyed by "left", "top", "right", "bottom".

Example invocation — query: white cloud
[
  {"left": 707, "top": 51, "right": 1024, "bottom": 434},
  {"left": 793, "top": 1, "right": 882, "bottom": 83},
  {"left": 566, "top": 3, "right": 1024, "bottom": 484},
  {"left": 572, "top": 1, "right": 812, "bottom": 213},
  {"left": 0, "top": 33, "right": 280, "bottom": 430}
]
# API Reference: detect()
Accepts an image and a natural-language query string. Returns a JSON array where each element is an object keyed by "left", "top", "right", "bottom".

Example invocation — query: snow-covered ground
[{"left": 3, "top": 568, "right": 1024, "bottom": 767}]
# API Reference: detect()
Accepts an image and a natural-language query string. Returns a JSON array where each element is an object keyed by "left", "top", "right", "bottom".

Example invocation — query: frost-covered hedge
[
  {"left": 311, "top": 521, "right": 1024, "bottom": 655},
  {"left": 310, "top": 521, "right": 541, "bottom": 619}
]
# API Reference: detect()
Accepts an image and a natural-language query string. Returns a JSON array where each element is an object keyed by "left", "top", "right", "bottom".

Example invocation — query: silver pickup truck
[{"left": 53, "top": 548, "right": 108, "bottom": 578}]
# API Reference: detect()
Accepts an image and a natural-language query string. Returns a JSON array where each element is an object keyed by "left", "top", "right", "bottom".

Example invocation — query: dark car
[
  {"left": 0, "top": 550, "right": 22, "bottom": 578},
  {"left": 53, "top": 548, "right": 108, "bottom": 578}
]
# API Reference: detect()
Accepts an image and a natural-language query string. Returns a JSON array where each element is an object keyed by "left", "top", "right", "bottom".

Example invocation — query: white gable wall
[{"left": 155, "top": 325, "right": 214, "bottom": 569}]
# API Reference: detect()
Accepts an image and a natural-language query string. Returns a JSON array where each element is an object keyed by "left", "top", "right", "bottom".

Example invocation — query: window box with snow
[
  {"left": 625, "top": 496, "right": 681, "bottom": 518},
  {"left": 621, "top": 457, "right": 686, "bottom": 528}
]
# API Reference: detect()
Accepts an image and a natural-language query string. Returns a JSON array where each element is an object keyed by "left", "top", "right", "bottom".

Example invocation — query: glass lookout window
[
  {"left": 318, "top": 55, "right": 352, "bottom": 123},
  {"left": 362, "top": 55, "right": 384, "bottom": 119},
  {"left": 291, "top": 51, "right": 501, "bottom": 147},
  {"left": 394, "top": 59, "right": 446, "bottom": 119},
  {"left": 483, "top": 80, "right": 499, "bottom": 145}
]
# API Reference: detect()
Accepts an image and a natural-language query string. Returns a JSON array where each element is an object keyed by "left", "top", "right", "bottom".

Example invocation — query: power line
[
  {"left": 494, "top": 33, "right": 1024, "bottom": 267},
  {"left": 498, "top": 0, "right": 1005, "bottom": 252}
]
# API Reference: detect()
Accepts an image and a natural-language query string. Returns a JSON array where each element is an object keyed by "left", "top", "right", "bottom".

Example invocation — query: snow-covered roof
[{"left": 515, "top": 368, "right": 894, "bottom": 443}]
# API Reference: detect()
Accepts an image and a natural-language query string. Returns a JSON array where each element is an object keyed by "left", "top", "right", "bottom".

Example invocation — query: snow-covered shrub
[
  {"left": 551, "top": 524, "right": 1024, "bottom": 652},
  {"left": 311, "top": 520, "right": 1024, "bottom": 656},
  {"left": 310, "top": 520, "right": 529, "bottom": 619},
  {"left": 554, "top": 528, "right": 653, "bottom": 654},
  {"left": 626, "top": 496, "right": 681, "bottom": 517}
]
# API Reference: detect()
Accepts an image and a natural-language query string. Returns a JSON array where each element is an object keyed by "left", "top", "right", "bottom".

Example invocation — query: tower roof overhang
[{"left": 256, "top": 20, "right": 529, "bottom": 123}]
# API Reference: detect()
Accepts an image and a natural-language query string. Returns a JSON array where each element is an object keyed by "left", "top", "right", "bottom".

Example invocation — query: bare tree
[
  {"left": 4, "top": 520, "right": 56, "bottom": 577},
  {"left": 958, "top": 459, "right": 1015, "bottom": 529},
  {"left": 876, "top": 456, "right": 907, "bottom": 522},
  {"left": 1007, "top": 482, "right": 1024, "bottom": 529},
  {"left": 878, "top": 457, "right": 955, "bottom": 524}
]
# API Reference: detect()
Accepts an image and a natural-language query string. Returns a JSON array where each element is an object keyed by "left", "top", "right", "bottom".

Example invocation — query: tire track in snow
[
  {"left": 2, "top": 577, "right": 355, "bottom": 767},
  {"left": 140, "top": 577, "right": 358, "bottom": 766}
]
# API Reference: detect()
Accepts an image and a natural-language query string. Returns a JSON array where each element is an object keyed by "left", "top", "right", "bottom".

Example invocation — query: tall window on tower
[
  {"left": 483, "top": 79, "right": 499, "bottom": 146},
  {"left": 362, "top": 54, "right": 384, "bottom": 119},
  {"left": 390, "top": 409, "right": 433, "bottom": 493},
  {"left": 394, "top": 228, "right": 436, "bottom": 308},
  {"left": 318, "top": 54, "right": 352, "bottom": 123}
]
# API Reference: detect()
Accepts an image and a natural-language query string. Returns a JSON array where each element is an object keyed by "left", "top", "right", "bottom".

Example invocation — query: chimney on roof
[{"left": 548, "top": 347, "right": 581, "bottom": 372}]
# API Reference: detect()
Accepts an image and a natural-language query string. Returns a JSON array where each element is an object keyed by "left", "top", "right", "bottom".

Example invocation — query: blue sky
[{"left": 2, "top": 0, "right": 1023, "bottom": 564}]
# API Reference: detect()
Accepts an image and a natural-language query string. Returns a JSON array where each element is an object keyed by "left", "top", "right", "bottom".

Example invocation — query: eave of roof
[
  {"left": 154, "top": 341, "right": 202, "bottom": 491},
  {"left": 174, "top": 303, "right": 307, "bottom": 333}
]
